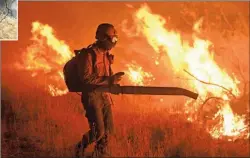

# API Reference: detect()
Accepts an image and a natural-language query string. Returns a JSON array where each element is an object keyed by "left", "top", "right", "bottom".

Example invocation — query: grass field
[{"left": 1, "top": 84, "right": 249, "bottom": 157}]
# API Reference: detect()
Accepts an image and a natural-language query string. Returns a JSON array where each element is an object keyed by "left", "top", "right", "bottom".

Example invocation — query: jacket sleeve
[
  {"left": 77, "top": 52, "right": 112, "bottom": 85},
  {"left": 107, "top": 53, "right": 114, "bottom": 76}
]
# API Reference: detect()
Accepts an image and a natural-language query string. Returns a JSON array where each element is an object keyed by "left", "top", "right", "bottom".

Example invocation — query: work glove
[{"left": 110, "top": 72, "right": 125, "bottom": 84}]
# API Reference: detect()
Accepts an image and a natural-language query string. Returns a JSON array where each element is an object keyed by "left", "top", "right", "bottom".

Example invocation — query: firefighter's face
[
  {"left": 106, "top": 27, "right": 118, "bottom": 44},
  {"left": 97, "top": 27, "right": 118, "bottom": 51}
]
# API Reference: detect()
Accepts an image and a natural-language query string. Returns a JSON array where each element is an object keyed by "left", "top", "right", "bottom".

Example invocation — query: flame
[
  {"left": 14, "top": 6, "right": 248, "bottom": 140},
  {"left": 16, "top": 21, "right": 73, "bottom": 96},
  {"left": 17, "top": 21, "right": 154, "bottom": 95},
  {"left": 125, "top": 62, "right": 154, "bottom": 86},
  {"left": 48, "top": 84, "right": 68, "bottom": 97},
  {"left": 16, "top": 21, "right": 153, "bottom": 95},
  {"left": 209, "top": 104, "right": 248, "bottom": 139},
  {"left": 124, "top": 4, "right": 248, "bottom": 139}
]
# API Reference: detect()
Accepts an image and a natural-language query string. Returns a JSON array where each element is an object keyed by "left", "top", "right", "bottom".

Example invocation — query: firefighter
[{"left": 75, "top": 23, "right": 124, "bottom": 157}]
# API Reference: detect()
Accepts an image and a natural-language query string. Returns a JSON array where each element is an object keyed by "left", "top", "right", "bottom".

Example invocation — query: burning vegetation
[{"left": 2, "top": 2, "right": 249, "bottom": 157}]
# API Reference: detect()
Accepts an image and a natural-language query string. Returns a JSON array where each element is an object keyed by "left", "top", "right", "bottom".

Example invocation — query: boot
[
  {"left": 92, "top": 145, "right": 100, "bottom": 158},
  {"left": 94, "top": 143, "right": 111, "bottom": 157},
  {"left": 75, "top": 141, "right": 88, "bottom": 158},
  {"left": 98, "top": 148, "right": 111, "bottom": 157}
]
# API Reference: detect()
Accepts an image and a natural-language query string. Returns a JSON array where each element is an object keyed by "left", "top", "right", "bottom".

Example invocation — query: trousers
[{"left": 80, "top": 92, "right": 114, "bottom": 155}]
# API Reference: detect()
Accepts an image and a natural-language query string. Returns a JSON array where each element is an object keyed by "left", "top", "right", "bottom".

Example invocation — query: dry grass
[
  {"left": 0, "top": 8, "right": 17, "bottom": 40},
  {"left": 1, "top": 88, "right": 249, "bottom": 158}
]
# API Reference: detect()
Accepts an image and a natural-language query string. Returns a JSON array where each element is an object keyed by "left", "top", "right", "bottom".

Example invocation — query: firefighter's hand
[{"left": 111, "top": 72, "right": 125, "bottom": 84}]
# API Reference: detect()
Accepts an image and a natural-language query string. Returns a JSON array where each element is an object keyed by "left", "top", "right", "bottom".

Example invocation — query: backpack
[{"left": 63, "top": 46, "right": 96, "bottom": 92}]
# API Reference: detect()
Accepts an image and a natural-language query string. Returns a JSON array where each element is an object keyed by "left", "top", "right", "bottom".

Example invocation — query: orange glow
[
  {"left": 122, "top": 4, "right": 248, "bottom": 140},
  {"left": 125, "top": 62, "right": 154, "bottom": 86},
  {"left": 13, "top": 4, "right": 248, "bottom": 141},
  {"left": 15, "top": 21, "right": 73, "bottom": 96}
]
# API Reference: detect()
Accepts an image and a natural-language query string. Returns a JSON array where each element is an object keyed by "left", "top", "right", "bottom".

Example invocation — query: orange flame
[
  {"left": 125, "top": 61, "right": 154, "bottom": 86},
  {"left": 16, "top": 21, "right": 73, "bottom": 96},
  {"left": 14, "top": 7, "right": 248, "bottom": 140},
  {"left": 123, "top": 4, "right": 248, "bottom": 140},
  {"left": 16, "top": 21, "right": 150, "bottom": 96}
]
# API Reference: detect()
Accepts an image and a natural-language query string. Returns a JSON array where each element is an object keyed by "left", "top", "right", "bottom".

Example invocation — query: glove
[{"left": 110, "top": 72, "right": 125, "bottom": 84}]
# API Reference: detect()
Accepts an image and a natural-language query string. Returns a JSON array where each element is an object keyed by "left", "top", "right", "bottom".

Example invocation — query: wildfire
[
  {"left": 48, "top": 84, "right": 68, "bottom": 97},
  {"left": 16, "top": 21, "right": 73, "bottom": 96},
  {"left": 122, "top": 4, "right": 248, "bottom": 140},
  {"left": 16, "top": 21, "right": 154, "bottom": 95},
  {"left": 125, "top": 62, "right": 154, "bottom": 86},
  {"left": 14, "top": 5, "right": 248, "bottom": 140}
]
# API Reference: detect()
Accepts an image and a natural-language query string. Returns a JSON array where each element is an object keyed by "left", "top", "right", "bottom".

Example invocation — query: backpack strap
[
  {"left": 76, "top": 44, "right": 112, "bottom": 76},
  {"left": 107, "top": 52, "right": 113, "bottom": 77},
  {"left": 86, "top": 46, "right": 96, "bottom": 74},
  {"left": 74, "top": 45, "right": 96, "bottom": 73}
]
